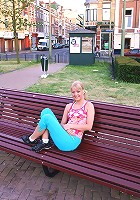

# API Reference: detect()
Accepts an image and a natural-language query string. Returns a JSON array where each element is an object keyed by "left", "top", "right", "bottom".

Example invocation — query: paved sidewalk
[
  {"left": 0, "top": 63, "right": 139, "bottom": 200},
  {"left": 0, "top": 63, "right": 67, "bottom": 90}
]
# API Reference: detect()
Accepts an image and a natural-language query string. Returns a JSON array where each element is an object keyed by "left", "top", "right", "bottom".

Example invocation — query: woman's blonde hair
[{"left": 71, "top": 81, "right": 87, "bottom": 100}]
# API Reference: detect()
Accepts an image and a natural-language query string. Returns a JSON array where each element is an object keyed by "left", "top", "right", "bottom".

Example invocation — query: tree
[
  {"left": 0, "top": 0, "right": 34, "bottom": 63},
  {"left": 51, "top": 2, "right": 59, "bottom": 10}
]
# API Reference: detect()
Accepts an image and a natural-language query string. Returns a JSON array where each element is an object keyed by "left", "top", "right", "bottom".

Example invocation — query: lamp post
[
  {"left": 121, "top": 0, "right": 126, "bottom": 56},
  {"left": 49, "top": 0, "right": 52, "bottom": 62},
  {"left": 108, "top": 0, "right": 112, "bottom": 57}
]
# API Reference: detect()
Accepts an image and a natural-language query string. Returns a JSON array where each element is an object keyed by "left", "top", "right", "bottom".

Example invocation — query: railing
[
  {"left": 0, "top": 51, "right": 113, "bottom": 65},
  {"left": 0, "top": 52, "right": 69, "bottom": 63}
]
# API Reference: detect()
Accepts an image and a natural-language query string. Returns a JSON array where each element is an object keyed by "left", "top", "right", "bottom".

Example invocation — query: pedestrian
[
  {"left": 21, "top": 80, "right": 95, "bottom": 152},
  {"left": 95, "top": 45, "right": 100, "bottom": 57}
]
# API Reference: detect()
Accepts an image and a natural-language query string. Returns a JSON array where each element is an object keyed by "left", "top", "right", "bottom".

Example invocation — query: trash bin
[{"left": 41, "top": 56, "right": 48, "bottom": 72}]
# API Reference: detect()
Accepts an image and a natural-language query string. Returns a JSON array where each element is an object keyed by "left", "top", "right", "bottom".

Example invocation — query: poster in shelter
[
  {"left": 82, "top": 37, "right": 92, "bottom": 53},
  {"left": 70, "top": 37, "right": 80, "bottom": 53}
]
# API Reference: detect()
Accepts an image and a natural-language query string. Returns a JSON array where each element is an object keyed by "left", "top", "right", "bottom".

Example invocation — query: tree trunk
[
  {"left": 14, "top": 34, "right": 20, "bottom": 64},
  {"left": 13, "top": 0, "right": 20, "bottom": 64}
]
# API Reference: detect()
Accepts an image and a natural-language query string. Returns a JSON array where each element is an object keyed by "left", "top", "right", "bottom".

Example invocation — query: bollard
[
  {"left": 36, "top": 54, "right": 39, "bottom": 62},
  {"left": 111, "top": 57, "right": 115, "bottom": 80},
  {"left": 58, "top": 54, "right": 59, "bottom": 63},
  {"left": 40, "top": 56, "right": 49, "bottom": 78},
  {"left": 55, "top": 54, "right": 57, "bottom": 63},
  {"left": 25, "top": 52, "right": 27, "bottom": 61},
  {"left": 6, "top": 53, "right": 8, "bottom": 61}
]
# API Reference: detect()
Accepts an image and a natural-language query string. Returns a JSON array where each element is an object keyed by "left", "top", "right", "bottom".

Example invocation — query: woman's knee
[
  {"left": 40, "top": 108, "right": 51, "bottom": 118},
  {"left": 38, "top": 113, "right": 52, "bottom": 130},
  {"left": 41, "top": 113, "right": 51, "bottom": 122}
]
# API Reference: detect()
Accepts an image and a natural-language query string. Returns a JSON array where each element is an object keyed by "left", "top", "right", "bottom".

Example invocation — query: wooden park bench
[{"left": 0, "top": 88, "right": 140, "bottom": 198}]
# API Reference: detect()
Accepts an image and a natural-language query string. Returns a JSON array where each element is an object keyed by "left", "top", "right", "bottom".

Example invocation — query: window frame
[
  {"left": 85, "top": 8, "right": 97, "bottom": 22},
  {"left": 124, "top": 8, "right": 133, "bottom": 29},
  {"left": 102, "top": 3, "right": 111, "bottom": 21}
]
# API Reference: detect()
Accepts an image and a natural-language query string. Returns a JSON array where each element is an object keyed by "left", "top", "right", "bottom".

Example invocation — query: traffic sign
[{"left": 104, "top": 30, "right": 114, "bottom": 32}]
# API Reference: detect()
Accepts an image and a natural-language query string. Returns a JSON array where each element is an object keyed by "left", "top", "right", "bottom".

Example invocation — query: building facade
[
  {"left": 114, "top": 0, "right": 140, "bottom": 53},
  {"left": 0, "top": 0, "right": 30, "bottom": 53},
  {"left": 0, "top": 0, "right": 79, "bottom": 53},
  {"left": 84, "top": 0, "right": 140, "bottom": 54},
  {"left": 84, "top": 0, "right": 115, "bottom": 52}
]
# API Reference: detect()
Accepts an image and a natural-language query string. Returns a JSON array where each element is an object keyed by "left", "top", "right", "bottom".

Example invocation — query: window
[
  {"left": 36, "top": 11, "right": 38, "bottom": 18},
  {"left": 85, "top": 9, "right": 97, "bottom": 22},
  {"left": 125, "top": 9, "right": 132, "bottom": 28},
  {"left": 101, "top": 33, "right": 109, "bottom": 50},
  {"left": 85, "top": 9, "right": 90, "bottom": 21},
  {"left": 91, "top": 9, "right": 97, "bottom": 21},
  {"left": 102, "top": 4, "right": 110, "bottom": 21}
]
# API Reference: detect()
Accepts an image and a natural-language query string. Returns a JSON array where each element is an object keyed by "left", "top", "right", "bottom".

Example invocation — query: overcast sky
[{"left": 56, "top": 0, "right": 85, "bottom": 13}]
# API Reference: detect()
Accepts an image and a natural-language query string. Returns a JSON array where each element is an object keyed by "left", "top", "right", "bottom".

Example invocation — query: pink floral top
[{"left": 67, "top": 101, "right": 88, "bottom": 139}]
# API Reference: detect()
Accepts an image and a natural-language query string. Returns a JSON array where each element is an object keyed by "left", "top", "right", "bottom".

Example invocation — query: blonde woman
[{"left": 21, "top": 81, "right": 95, "bottom": 152}]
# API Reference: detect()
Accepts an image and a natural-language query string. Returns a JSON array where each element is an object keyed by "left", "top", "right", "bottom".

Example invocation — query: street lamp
[
  {"left": 121, "top": 0, "right": 126, "bottom": 56},
  {"left": 108, "top": 1, "right": 112, "bottom": 57},
  {"left": 49, "top": 0, "right": 52, "bottom": 62}
]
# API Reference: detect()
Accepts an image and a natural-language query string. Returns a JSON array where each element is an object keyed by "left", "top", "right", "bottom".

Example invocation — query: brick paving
[
  {"left": 0, "top": 63, "right": 140, "bottom": 200},
  {"left": 1, "top": 151, "right": 140, "bottom": 200}
]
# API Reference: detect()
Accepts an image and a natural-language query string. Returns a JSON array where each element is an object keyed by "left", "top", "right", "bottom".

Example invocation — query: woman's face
[{"left": 71, "top": 86, "right": 84, "bottom": 101}]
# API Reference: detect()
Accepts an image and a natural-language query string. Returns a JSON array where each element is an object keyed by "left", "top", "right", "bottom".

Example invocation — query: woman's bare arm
[{"left": 61, "top": 103, "right": 71, "bottom": 126}]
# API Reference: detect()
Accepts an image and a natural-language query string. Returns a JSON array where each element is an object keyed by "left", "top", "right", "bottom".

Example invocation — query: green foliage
[
  {"left": 134, "top": 57, "right": 140, "bottom": 63},
  {"left": 0, "top": 0, "right": 34, "bottom": 63},
  {"left": 115, "top": 56, "right": 140, "bottom": 84},
  {"left": 51, "top": 2, "right": 59, "bottom": 10},
  {"left": 0, "top": 0, "right": 34, "bottom": 31}
]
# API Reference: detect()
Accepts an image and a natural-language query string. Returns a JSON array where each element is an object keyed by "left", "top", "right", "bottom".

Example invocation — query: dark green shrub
[
  {"left": 134, "top": 57, "right": 140, "bottom": 63},
  {"left": 115, "top": 56, "right": 140, "bottom": 83}
]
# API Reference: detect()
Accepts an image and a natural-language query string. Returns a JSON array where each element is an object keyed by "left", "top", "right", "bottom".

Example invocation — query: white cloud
[{"left": 55, "top": 0, "right": 85, "bottom": 13}]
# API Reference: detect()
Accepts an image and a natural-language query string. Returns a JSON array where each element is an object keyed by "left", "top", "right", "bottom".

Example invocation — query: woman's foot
[
  {"left": 21, "top": 135, "right": 38, "bottom": 145},
  {"left": 32, "top": 140, "right": 52, "bottom": 152}
]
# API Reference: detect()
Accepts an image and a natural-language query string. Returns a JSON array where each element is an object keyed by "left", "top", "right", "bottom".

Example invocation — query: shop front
[
  {"left": 4, "top": 32, "right": 14, "bottom": 52},
  {"left": 18, "top": 32, "right": 25, "bottom": 51},
  {"left": 0, "top": 32, "right": 4, "bottom": 53},
  {"left": 101, "top": 29, "right": 113, "bottom": 50}
]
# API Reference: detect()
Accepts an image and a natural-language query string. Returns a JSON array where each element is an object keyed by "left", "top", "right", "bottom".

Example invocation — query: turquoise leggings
[{"left": 38, "top": 108, "right": 81, "bottom": 151}]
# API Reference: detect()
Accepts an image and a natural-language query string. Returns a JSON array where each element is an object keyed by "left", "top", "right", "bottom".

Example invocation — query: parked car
[
  {"left": 52, "top": 43, "right": 63, "bottom": 49},
  {"left": 124, "top": 49, "right": 140, "bottom": 57},
  {"left": 37, "top": 39, "right": 49, "bottom": 51}
]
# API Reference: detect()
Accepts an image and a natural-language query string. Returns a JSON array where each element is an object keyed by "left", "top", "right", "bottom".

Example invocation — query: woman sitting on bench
[{"left": 21, "top": 80, "right": 95, "bottom": 152}]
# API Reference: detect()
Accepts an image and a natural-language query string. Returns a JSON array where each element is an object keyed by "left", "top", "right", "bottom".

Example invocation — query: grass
[
  {"left": 26, "top": 62, "right": 140, "bottom": 107},
  {"left": 0, "top": 60, "right": 39, "bottom": 74}
]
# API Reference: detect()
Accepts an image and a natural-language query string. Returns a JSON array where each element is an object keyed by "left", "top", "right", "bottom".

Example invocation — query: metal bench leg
[{"left": 42, "top": 165, "right": 60, "bottom": 177}]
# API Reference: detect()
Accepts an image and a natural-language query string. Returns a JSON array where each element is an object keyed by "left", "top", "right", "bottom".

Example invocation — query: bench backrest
[{"left": 1, "top": 88, "right": 140, "bottom": 157}]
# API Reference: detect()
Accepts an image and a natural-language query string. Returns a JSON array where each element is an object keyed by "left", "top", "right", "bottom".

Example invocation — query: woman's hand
[
  {"left": 62, "top": 123, "right": 72, "bottom": 130},
  {"left": 66, "top": 129, "right": 75, "bottom": 135},
  {"left": 61, "top": 124, "right": 75, "bottom": 136}
]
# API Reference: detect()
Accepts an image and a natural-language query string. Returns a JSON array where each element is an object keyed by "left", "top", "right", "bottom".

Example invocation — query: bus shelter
[{"left": 69, "top": 29, "right": 96, "bottom": 65}]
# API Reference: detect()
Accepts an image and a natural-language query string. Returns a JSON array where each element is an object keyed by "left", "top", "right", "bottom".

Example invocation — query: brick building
[
  {"left": 0, "top": 0, "right": 79, "bottom": 53},
  {"left": 84, "top": 0, "right": 115, "bottom": 52},
  {"left": 84, "top": 0, "right": 140, "bottom": 54},
  {"left": 114, "top": 0, "right": 140, "bottom": 53}
]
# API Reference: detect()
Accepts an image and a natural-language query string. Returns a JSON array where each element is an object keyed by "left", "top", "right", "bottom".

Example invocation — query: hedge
[{"left": 115, "top": 56, "right": 140, "bottom": 84}]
